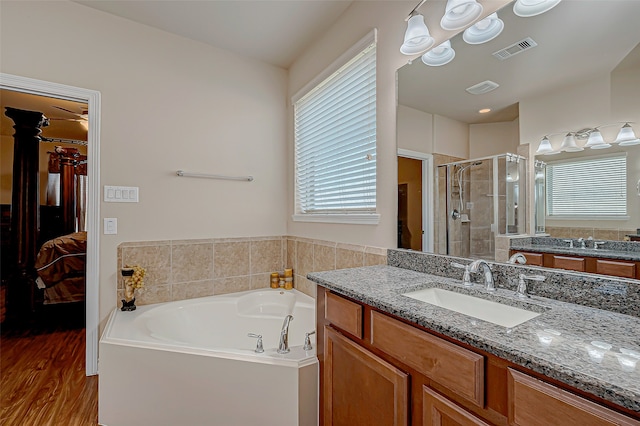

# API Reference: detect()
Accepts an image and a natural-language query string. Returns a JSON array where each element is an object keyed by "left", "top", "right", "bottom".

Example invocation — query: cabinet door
[
  {"left": 595, "top": 259, "right": 636, "bottom": 278},
  {"left": 423, "top": 386, "right": 491, "bottom": 426},
  {"left": 324, "top": 326, "right": 409, "bottom": 426},
  {"left": 507, "top": 368, "right": 640, "bottom": 426},
  {"left": 514, "top": 252, "right": 544, "bottom": 266}
]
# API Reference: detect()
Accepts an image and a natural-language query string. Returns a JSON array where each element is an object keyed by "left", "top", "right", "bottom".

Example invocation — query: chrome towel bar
[{"left": 176, "top": 170, "right": 254, "bottom": 182}]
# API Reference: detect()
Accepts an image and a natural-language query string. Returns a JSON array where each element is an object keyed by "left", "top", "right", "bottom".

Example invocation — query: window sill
[
  {"left": 546, "top": 215, "right": 630, "bottom": 221},
  {"left": 292, "top": 214, "right": 380, "bottom": 225}
]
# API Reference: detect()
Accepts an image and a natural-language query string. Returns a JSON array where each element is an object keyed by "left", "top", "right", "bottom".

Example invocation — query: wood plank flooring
[{"left": 0, "top": 306, "right": 98, "bottom": 425}]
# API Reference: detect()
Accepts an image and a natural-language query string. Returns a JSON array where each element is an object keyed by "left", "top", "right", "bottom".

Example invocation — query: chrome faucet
[
  {"left": 517, "top": 274, "right": 545, "bottom": 298},
  {"left": 577, "top": 238, "right": 586, "bottom": 249},
  {"left": 277, "top": 314, "right": 294, "bottom": 354},
  {"left": 468, "top": 259, "right": 495, "bottom": 291},
  {"left": 507, "top": 253, "right": 527, "bottom": 264}
]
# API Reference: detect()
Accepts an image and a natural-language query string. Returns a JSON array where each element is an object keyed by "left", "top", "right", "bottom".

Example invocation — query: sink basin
[{"left": 402, "top": 288, "right": 541, "bottom": 328}]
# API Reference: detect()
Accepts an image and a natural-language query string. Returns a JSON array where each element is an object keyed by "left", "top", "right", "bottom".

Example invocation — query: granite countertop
[
  {"left": 510, "top": 243, "right": 640, "bottom": 262},
  {"left": 308, "top": 265, "right": 640, "bottom": 414}
]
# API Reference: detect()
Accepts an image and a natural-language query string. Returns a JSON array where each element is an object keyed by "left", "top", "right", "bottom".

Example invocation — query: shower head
[{"left": 457, "top": 161, "right": 482, "bottom": 173}]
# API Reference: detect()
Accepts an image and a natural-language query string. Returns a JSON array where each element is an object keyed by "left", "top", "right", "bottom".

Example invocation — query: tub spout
[{"left": 277, "top": 315, "right": 294, "bottom": 354}]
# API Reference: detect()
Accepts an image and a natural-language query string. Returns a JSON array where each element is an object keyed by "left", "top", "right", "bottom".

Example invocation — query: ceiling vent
[
  {"left": 465, "top": 80, "right": 500, "bottom": 95},
  {"left": 492, "top": 37, "right": 538, "bottom": 60}
]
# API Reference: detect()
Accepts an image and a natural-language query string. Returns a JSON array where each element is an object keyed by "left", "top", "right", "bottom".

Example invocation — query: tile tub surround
[
  {"left": 387, "top": 249, "right": 640, "bottom": 318},
  {"left": 307, "top": 265, "right": 640, "bottom": 415},
  {"left": 510, "top": 236, "right": 640, "bottom": 261},
  {"left": 544, "top": 226, "right": 636, "bottom": 242},
  {"left": 117, "top": 237, "right": 387, "bottom": 305}
]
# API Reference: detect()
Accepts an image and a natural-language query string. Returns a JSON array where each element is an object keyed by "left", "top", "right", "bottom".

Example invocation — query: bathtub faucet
[{"left": 277, "top": 315, "right": 294, "bottom": 354}]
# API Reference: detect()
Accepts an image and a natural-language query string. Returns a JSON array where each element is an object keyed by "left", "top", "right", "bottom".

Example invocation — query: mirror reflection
[{"left": 397, "top": 0, "right": 640, "bottom": 262}]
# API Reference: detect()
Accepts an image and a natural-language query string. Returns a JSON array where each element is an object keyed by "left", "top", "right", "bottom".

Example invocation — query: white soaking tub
[{"left": 98, "top": 289, "right": 318, "bottom": 426}]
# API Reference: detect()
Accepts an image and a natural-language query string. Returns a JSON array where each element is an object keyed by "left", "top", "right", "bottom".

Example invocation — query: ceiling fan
[{"left": 48, "top": 105, "right": 89, "bottom": 129}]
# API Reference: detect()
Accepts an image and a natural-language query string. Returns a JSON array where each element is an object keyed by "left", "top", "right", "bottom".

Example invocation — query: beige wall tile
[
  {"left": 135, "top": 285, "right": 172, "bottom": 306},
  {"left": 593, "top": 229, "right": 620, "bottom": 241},
  {"left": 214, "top": 241, "right": 250, "bottom": 278},
  {"left": 117, "top": 247, "right": 124, "bottom": 289},
  {"left": 251, "top": 273, "right": 272, "bottom": 290},
  {"left": 297, "top": 241, "right": 314, "bottom": 277},
  {"left": 365, "top": 251, "right": 387, "bottom": 266},
  {"left": 295, "top": 276, "right": 317, "bottom": 299},
  {"left": 313, "top": 243, "right": 336, "bottom": 272},
  {"left": 250, "top": 239, "right": 283, "bottom": 274},
  {"left": 336, "top": 245, "right": 365, "bottom": 269},
  {"left": 172, "top": 280, "right": 215, "bottom": 301},
  {"left": 171, "top": 242, "right": 213, "bottom": 283},
  {"left": 494, "top": 249, "right": 509, "bottom": 263},
  {"left": 214, "top": 276, "right": 251, "bottom": 295},
  {"left": 122, "top": 244, "right": 171, "bottom": 286},
  {"left": 286, "top": 238, "right": 296, "bottom": 270}
]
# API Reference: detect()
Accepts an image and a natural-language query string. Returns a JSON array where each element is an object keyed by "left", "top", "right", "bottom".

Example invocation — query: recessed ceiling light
[{"left": 479, "top": 108, "right": 491, "bottom": 113}]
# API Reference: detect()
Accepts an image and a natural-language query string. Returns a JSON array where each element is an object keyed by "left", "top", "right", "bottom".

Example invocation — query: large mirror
[{"left": 397, "top": 0, "right": 640, "bottom": 259}]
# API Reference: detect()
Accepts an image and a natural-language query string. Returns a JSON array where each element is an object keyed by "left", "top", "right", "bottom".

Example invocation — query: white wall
[
  {"left": 1, "top": 1, "right": 288, "bottom": 329},
  {"left": 469, "top": 119, "right": 519, "bottom": 158}
]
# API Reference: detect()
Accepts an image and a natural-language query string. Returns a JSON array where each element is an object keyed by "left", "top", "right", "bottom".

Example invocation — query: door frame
[
  {"left": 1, "top": 73, "right": 101, "bottom": 376},
  {"left": 397, "top": 149, "right": 434, "bottom": 253}
]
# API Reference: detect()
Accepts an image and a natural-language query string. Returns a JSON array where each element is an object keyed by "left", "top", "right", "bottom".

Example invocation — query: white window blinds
[
  {"left": 294, "top": 38, "right": 376, "bottom": 217},
  {"left": 546, "top": 154, "right": 627, "bottom": 217}
]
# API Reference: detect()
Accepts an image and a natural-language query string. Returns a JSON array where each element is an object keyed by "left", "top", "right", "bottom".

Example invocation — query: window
[
  {"left": 546, "top": 154, "right": 627, "bottom": 218},
  {"left": 293, "top": 32, "right": 377, "bottom": 224}
]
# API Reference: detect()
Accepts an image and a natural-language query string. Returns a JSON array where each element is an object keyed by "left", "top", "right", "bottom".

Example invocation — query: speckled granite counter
[
  {"left": 308, "top": 264, "right": 640, "bottom": 414},
  {"left": 511, "top": 237, "right": 640, "bottom": 262}
]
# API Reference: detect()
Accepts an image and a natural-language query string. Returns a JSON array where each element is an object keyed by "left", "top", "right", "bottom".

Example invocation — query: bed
[{"left": 34, "top": 231, "right": 86, "bottom": 304}]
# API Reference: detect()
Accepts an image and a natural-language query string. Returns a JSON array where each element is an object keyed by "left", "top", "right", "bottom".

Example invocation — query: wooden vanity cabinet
[
  {"left": 509, "top": 250, "right": 639, "bottom": 278},
  {"left": 317, "top": 288, "right": 640, "bottom": 426}
]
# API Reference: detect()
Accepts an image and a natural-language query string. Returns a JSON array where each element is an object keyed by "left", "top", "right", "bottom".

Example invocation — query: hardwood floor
[{"left": 0, "top": 304, "right": 98, "bottom": 425}]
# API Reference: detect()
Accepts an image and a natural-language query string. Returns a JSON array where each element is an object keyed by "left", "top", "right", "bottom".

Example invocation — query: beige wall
[
  {"left": 1, "top": 1, "right": 288, "bottom": 329},
  {"left": 433, "top": 114, "right": 469, "bottom": 158},
  {"left": 469, "top": 118, "right": 519, "bottom": 159},
  {"left": 397, "top": 104, "right": 433, "bottom": 153}
]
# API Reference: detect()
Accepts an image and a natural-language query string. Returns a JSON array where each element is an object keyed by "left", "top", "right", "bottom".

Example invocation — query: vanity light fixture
[
  {"left": 583, "top": 128, "right": 611, "bottom": 149},
  {"left": 558, "top": 132, "right": 583, "bottom": 152},
  {"left": 421, "top": 40, "right": 456, "bottom": 66},
  {"left": 535, "top": 136, "right": 557, "bottom": 155},
  {"left": 401, "top": 14, "right": 435, "bottom": 55},
  {"left": 513, "top": 0, "right": 562, "bottom": 18},
  {"left": 615, "top": 123, "right": 640, "bottom": 146},
  {"left": 440, "top": 0, "right": 483, "bottom": 31},
  {"left": 463, "top": 13, "right": 504, "bottom": 44}
]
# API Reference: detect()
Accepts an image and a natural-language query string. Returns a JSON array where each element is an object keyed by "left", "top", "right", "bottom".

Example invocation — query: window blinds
[
  {"left": 294, "top": 42, "right": 376, "bottom": 215},
  {"left": 546, "top": 154, "right": 627, "bottom": 217}
]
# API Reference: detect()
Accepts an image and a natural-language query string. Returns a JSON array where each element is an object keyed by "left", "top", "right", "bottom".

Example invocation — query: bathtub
[{"left": 98, "top": 289, "right": 318, "bottom": 426}]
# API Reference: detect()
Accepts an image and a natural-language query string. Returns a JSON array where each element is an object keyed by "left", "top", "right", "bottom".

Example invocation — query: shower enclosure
[{"left": 435, "top": 153, "right": 527, "bottom": 260}]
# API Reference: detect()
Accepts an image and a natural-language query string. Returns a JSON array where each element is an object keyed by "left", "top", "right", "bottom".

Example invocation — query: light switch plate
[
  {"left": 104, "top": 185, "right": 139, "bottom": 202},
  {"left": 104, "top": 218, "right": 117, "bottom": 234}
]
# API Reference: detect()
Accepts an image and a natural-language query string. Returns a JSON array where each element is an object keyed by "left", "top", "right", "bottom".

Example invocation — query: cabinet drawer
[
  {"left": 552, "top": 255, "right": 585, "bottom": 271},
  {"left": 507, "top": 369, "right": 640, "bottom": 426},
  {"left": 325, "top": 292, "right": 363, "bottom": 338},
  {"left": 371, "top": 310, "right": 484, "bottom": 407},
  {"left": 518, "top": 252, "right": 543, "bottom": 266},
  {"left": 595, "top": 259, "right": 636, "bottom": 278},
  {"left": 423, "top": 386, "right": 491, "bottom": 426}
]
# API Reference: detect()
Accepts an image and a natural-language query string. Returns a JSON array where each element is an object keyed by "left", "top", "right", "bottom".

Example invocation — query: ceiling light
[
  {"left": 421, "top": 40, "right": 456, "bottom": 66},
  {"left": 535, "top": 136, "right": 557, "bottom": 155},
  {"left": 401, "top": 14, "right": 435, "bottom": 55},
  {"left": 584, "top": 129, "right": 610, "bottom": 149},
  {"left": 615, "top": 123, "right": 640, "bottom": 146},
  {"left": 463, "top": 13, "right": 504, "bottom": 44},
  {"left": 478, "top": 108, "right": 491, "bottom": 113},
  {"left": 559, "top": 133, "right": 583, "bottom": 152},
  {"left": 513, "top": 0, "right": 562, "bottom": 18},
  {"left": 440, "top": 0, "right": 483, "bottom": 31}
]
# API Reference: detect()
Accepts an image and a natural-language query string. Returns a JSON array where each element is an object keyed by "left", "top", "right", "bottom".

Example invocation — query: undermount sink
[{"left": 402, "top": 288, "right": 541, "bottom": 328}]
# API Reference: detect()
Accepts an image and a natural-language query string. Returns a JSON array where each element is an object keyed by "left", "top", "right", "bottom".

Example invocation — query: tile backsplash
[{"left": 117, "top": 236, "right": 387, "bottom": 306}]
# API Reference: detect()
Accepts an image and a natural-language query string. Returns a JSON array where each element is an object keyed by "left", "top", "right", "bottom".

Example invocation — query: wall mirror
[{"left": 397, "top": 0, "right": 640, "bottom": 260}]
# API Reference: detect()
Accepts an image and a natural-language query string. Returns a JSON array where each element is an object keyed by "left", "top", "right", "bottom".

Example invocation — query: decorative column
[
  {"left": 5, "top": 107, "right": 48, "bottom": 314},
  {"left": 55, "top": 146, "right": 79, "bottom": 235}
]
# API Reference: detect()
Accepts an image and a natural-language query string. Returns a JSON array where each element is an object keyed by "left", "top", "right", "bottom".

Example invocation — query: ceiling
[
  {"left": 398, "top": 0, "right": 640, "bottom": 124},
  {"left": 72, "top": 0, "right": 353, "bottom": 69},
  {"left": 1, "top": 90, "right": 89, "bottom": 141}
]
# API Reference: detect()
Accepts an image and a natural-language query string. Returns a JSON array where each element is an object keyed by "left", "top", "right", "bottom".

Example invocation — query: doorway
[
  {"left": 397, "top": 149, "right": 433, "bottom": 252},
  {"left": 0, "top": 73, "right": 100, "bottom": 376}
]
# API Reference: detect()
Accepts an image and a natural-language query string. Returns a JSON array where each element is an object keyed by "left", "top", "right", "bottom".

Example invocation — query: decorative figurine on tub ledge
[{"left": 121, "top": 265, "right": 146, "bottom": 311}]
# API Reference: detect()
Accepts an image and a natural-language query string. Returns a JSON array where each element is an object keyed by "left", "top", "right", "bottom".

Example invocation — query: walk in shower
[{"left": 436, "top": 153, "right": 527, "bottom": 260}]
